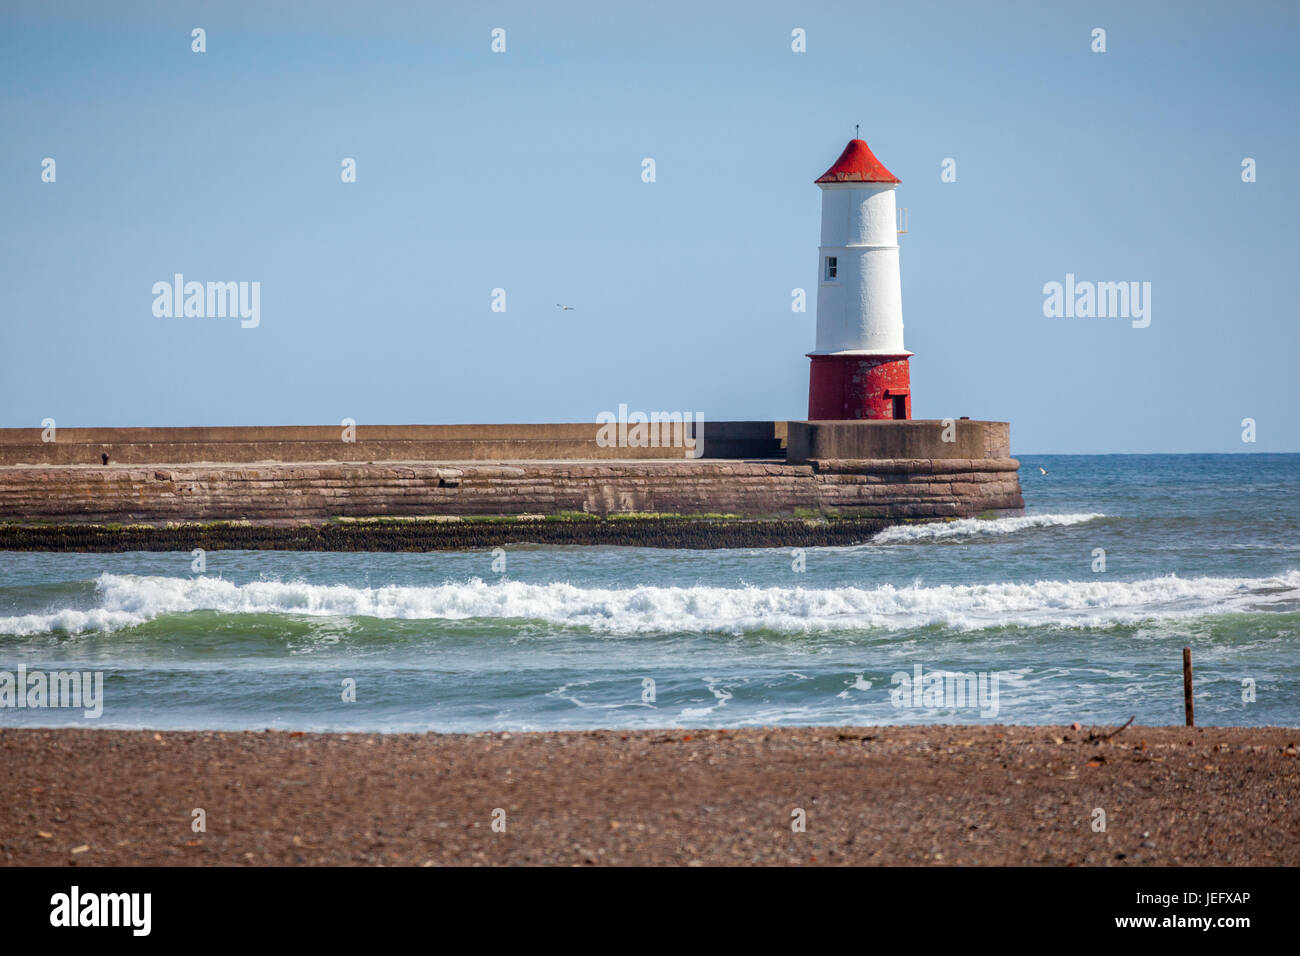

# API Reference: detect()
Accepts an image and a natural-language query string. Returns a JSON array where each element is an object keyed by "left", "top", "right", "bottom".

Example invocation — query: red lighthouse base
[{"left": 807, "top": 353, "right": 912, "bottom": 420}]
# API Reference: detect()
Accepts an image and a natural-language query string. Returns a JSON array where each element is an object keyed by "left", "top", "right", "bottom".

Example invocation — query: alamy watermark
[
  {"left": 152, "top": 274, "right": 260, "bottom": 328},
  {"left": 596, "top": 404, "right": 704, "bottom": 459},
  {"left": 50, "top": 886, "right": 150, "bottom": 936},
  {"left": 1, "top": 666, "right": 103, "bottom": 718},
  {"left": 890, "top": 663, "right": 1005, "bottom": 718},
  {"left": 1042, "top": 273, "right": 1150, "bottom": 328}
]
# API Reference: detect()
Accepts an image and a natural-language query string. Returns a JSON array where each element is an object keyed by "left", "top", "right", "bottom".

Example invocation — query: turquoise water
[{"left": 1, "top": 454, "right": 1297, "bottom": 731}]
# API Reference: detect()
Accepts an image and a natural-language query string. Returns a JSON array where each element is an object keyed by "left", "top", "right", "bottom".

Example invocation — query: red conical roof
[{"left": 815, "top": 138, "right": 900, "bottom": 184}]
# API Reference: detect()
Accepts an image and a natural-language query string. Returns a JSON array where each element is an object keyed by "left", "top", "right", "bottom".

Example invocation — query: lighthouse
[{"left": 807, "top": 136, "right": 912, "bottom": 421}]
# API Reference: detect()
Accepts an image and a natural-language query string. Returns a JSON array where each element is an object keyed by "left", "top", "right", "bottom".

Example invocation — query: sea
[{"left": 1, "top": 454, "right": 1297, "bottom": 732}]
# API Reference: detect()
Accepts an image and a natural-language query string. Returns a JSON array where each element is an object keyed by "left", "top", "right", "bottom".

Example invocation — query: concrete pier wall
[
  {"left": 786, "top": 420, "right": 1011, "bottom": 462},
  {"left": 0, "top": 422, "right": 784, "bottom": 466}
]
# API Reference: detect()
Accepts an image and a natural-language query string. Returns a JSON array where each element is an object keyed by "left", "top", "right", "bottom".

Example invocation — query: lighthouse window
[{"left": 824, "top": 256, "right": 837, "bottom": 280}]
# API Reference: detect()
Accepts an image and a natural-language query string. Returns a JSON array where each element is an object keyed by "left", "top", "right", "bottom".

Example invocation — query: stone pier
[{"left": 0, "top": 420, "right": 1023, "bottom": 550}]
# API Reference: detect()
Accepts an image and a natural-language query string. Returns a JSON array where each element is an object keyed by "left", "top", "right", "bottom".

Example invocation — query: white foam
[
  {"left": 1, "top": 568, "right": 1296, "bottom": 637},
  {"left": 0, "top": 607, "right": 152, "bottom": 636},
  {"left": 837, "top": 673, "right": 875, "bottom": 698},
  {"left": 872, "top": 512, "right": 1106, "bottom": 543},
  {"left": 679, "top": 677, "right": 733, "bottom": 718}
]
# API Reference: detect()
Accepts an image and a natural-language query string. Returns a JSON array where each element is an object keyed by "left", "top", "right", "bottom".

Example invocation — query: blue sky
[{"left": 2, "top": 0, "right": 1297, "bottom": 453}]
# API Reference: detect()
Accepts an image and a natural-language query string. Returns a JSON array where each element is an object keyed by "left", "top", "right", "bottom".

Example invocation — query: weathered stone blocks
[{"left": 0, "top": 457, "right": 1023, "bottom": 524}]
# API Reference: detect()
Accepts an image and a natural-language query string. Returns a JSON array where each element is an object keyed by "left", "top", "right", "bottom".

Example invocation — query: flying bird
[
  {"left": 1038, "top": 466, "right": 1048, "bottom": 475},
  {"left": 556, "top": 304, "right": 575, "bottom": 311}
]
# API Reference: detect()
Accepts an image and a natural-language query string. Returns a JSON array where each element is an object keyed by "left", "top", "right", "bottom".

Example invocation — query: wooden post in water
[{"left": 1182, "top": 647, "right": 1194, "bottom": 727}]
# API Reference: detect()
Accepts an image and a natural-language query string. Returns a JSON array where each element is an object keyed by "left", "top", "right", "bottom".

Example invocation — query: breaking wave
[
  {"left": 1, "top": 568, "right": 1297, "bottom": 637},
  {"left": 872, "top": 513, "right": 1106, "bottom": 543}
]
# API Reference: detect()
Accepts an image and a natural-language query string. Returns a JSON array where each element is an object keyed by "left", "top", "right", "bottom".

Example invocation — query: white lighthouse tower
[{"left": 807, "top": 135, "right": 913, "bottom": 420}]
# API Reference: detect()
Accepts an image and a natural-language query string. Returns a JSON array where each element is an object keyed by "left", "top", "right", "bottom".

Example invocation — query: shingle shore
[{"left": 2, "top": 725, "right": 1295, "bottom": 866}]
